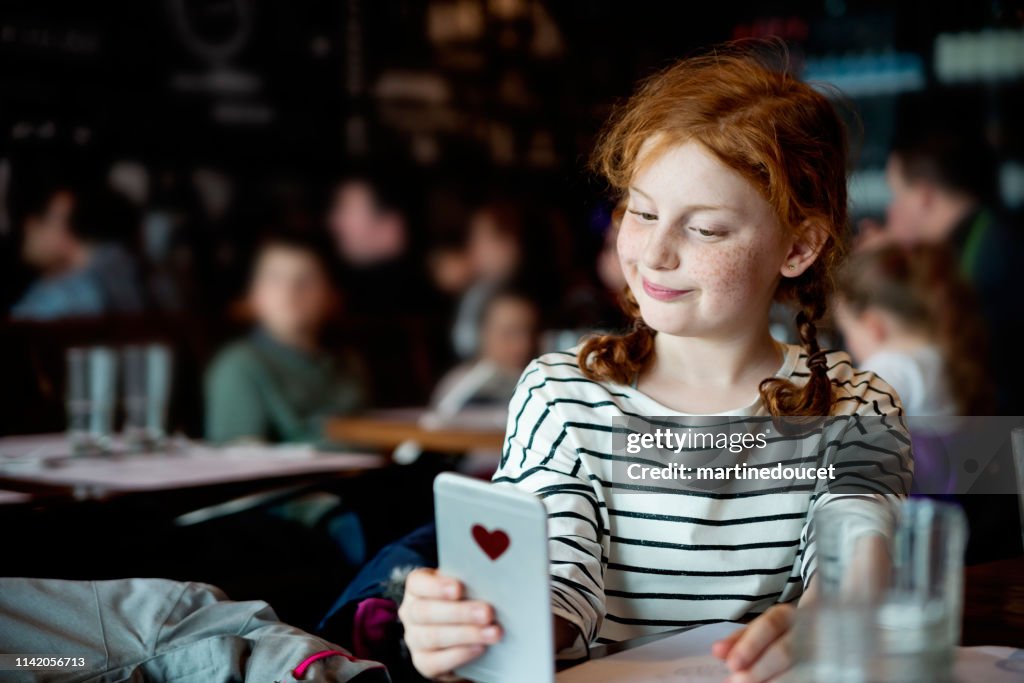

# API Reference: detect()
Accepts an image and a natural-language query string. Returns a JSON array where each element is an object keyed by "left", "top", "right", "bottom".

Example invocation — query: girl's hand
[
  {"left": 398, "top": 567, "right": 503, "bottom": 680},
  {"left": 710, "top": 604, "right": 796, "bottom": 683}
]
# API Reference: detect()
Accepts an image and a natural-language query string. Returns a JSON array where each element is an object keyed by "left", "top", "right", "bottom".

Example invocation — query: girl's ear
[{"left": 780, "top": 219, "right": 830, "bottom": 278}]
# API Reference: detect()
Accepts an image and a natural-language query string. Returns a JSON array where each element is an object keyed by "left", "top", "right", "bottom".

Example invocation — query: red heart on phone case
[{"left": 471, "top": 524, "right": 510, "bottom": 560}]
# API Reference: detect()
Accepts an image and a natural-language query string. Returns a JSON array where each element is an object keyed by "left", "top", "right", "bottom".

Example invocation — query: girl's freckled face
[{"left": 617, "top": 140, "right": 791, "bottom": 339}]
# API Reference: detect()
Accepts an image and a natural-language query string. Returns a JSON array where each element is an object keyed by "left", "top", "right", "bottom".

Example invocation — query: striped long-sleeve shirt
[{"left": 492, "top": 344, "right": 912, "bottom": 657}]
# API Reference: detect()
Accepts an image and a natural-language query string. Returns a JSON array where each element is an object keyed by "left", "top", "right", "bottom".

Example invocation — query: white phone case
[{"left": 434, "top": 472, "right": 554, "bottom": 683}]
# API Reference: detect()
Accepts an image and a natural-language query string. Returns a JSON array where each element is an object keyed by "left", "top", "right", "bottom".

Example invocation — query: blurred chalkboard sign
[{"left": 0, "top": 0, "right": 347, "bottom": 167}]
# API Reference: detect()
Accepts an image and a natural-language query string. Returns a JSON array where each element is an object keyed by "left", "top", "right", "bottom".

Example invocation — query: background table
[
  {"left": 0, "top": 489, "right": 32, "bottom": 505},
  {"left": 0, "top": 434, "right": 386, "bottom": 503},
  {"left": 326, "top": 408, "right": 507, "bottom": 453},
  {"left": 0, "top": 434, "right": 396, "bottom": 631}
]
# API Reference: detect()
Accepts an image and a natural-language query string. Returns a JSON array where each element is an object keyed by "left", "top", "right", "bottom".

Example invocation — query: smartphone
[{"left": 434, "top": 472, "right": 554, "bottom": 683}]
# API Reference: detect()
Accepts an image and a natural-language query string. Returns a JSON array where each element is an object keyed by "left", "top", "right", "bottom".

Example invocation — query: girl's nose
[{"left": 641, "top": 228, "right": 680, "bottom": 271}]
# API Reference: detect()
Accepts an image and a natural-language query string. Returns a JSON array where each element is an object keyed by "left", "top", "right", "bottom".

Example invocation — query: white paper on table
[{"left": 556, "top": 622, "right": 743, "bottom": 683}]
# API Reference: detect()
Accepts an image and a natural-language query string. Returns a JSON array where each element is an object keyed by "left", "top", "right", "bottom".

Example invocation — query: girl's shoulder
[
  {"left": 795, "top": 348, "right": 904, "bottom": 417},
  {"left": 518, "top": 349, "right": 588, "bottom": 385},
  {"left": 513, "top": 348, "right": 627, "bottom": 400}
]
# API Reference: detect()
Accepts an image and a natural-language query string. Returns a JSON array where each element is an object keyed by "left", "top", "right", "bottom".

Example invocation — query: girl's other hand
[
  {"left": 398, "top": 567, "right": 503, "bottom": 680},
  {"left": 710, "top": 603, "right": 796, "bottom": 683}
]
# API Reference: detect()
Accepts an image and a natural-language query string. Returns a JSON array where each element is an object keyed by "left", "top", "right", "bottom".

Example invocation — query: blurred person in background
[
  {"left": 864, "top": 128, "right": 1024, "bottom": 412},
  {"left": 426, "top": 235, "right": 474, "bottom": 298},
  {"left": 451, "top": 200, "right": 526, "bottom": 358},
  {"left": 836, "top": 243, "right": 1018, "bottom": 562},
  {"left": 595, "top": 204, "right": 627, "bottom": 297},
  {"left": 834, "top": 243, "right": 992, "bottom": 416},
  {"left": 326, "top": 170, "right": 436, "bottom": 316},
  {"left": 431, "top": 285, "right": 540, "bottom": 415},
  {"left": 560, "top": 200, "right": 631, "bottom": 332},
  {"left": 9, "top": 180, "right": 146, "bottom": 320},
  {"left": 205, "top": 233, "right": 365, "bottom": 445}
]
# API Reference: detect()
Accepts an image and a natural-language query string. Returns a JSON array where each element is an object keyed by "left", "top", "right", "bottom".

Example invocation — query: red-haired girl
[{"left": 400, "top": 49, "right": 912, "bottom": 683}]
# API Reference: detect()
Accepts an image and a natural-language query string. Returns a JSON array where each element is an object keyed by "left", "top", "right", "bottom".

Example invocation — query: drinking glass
[
  {"left": 121, "top": 344, "right": 172, "bottom": 450},
  {"left": 792, "top": 498, "right": 967, "bottom": 683},
  {"left": 66, "top": 346, "right": 118, "bottom": 454}
]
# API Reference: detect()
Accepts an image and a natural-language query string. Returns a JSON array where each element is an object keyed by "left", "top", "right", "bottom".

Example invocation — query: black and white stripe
[{"left": 492, "top": 344, "right": 912, "bottom": 656}]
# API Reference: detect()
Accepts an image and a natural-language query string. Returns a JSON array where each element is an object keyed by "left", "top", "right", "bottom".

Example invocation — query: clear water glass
[
  {"left": 121, "top": 344, "right": 172, "bottom": 451},
  {"left": 66, "top": 346, "right": 118, "bottom": 454},
  {"left": 792, "top": 498, "right": 967, "bottom": 683}
]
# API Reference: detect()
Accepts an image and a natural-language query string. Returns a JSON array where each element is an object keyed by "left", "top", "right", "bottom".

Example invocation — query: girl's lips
[{"left": 642, "top": 277, "right": 693, "bottom": 301}]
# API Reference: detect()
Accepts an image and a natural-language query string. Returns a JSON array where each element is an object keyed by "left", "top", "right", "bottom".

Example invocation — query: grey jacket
[{"left": 0, "top": 578, "right": 390, "bottom": 682}]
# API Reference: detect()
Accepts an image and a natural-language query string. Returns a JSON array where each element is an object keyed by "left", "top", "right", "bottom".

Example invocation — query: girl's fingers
[
  {"left": 725, "top": 634, "right": 793, "bottom": 683},
  {"left": 406, "top": 568, "right": 463, "bottom": 600},
  {"left": 404, "top": 623, "right": 503, "bottom": 651},
  {"left": 412, "top": 644, "right": 486, "bottom": 679},
  {"left": 403, "top": 597, "right": 495, "bottom": 626},
  {"left": 724, "top": 605, "right": 795, "bottom": 672},
  {"left": 711, "top": 624, "right": 747, "bottom": 659}
]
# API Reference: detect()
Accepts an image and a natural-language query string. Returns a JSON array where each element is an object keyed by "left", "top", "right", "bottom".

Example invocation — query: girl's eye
[
  {"left": 628, "top": 209, "right": 658, "bottom": 222},
  {"left": 690, "top": 226, "right": 722, "bottom": 238}
]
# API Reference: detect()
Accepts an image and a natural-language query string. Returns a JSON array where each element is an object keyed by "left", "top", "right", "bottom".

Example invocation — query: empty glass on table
[
  {"left": 66, "top": 346, "right": 118, "bottom": 454},
  {"left": 121, "top": 343, "right": 172, "bottom": 451}
]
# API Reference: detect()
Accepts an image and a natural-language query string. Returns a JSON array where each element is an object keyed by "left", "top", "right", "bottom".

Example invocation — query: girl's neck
[{"left": 648, "top": 327, "right": 783, "bottom": 389}]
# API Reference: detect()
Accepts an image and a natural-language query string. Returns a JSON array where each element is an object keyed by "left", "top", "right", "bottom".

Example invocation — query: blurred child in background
[
  {"left": 450, "top": 201, "right": 525, "bottom": 359},
  {"left": 431, "top": 286, "right": 539, "bottom": 417},
  {"left": 836, "top": 243, "right": 1017, "bottom": 562},
  {"left": 834, "top": 243, "right": 991, "bottom": 416},
  {"left": 205, "top": 233, "right": 365, "bottom": 444}
]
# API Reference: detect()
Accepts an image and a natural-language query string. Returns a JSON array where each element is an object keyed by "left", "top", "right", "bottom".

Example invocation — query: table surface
[
  {"left": 0, "top": 434, "right": 386, "bottom": 500},
  {"left": 573, "top": 554, "right": 1024, "bottom": 661},
  {"left": 963, "top": 554, "right": 1024, "bottom": 647},
  {"left": 0, "top": 489, "right": 32, "bottom": 505},
  {"left": 561, "top": 558, "right": 1024, "bottom": 677},
  {"left": 326, "top": 407, "right": 507, "bottom": 453}
]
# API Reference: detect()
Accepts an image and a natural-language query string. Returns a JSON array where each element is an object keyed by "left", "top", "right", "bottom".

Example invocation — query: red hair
[{"left": 578, "top": 46, "right": 849, "bottom": 416}]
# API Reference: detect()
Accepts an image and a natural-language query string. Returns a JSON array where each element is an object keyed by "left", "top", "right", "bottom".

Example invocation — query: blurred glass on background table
[
  {"left": 1013, "top": 426, "right": 1024, "bottom": 550},
  {"left": 791, "top": 498, "right": 967, "bottom": 682},
  {"left": 66, "top": 346, "right": 117, "bottom": 455},
  {"left": 122, "top": 344, "right": 172, "bottom": 451}
]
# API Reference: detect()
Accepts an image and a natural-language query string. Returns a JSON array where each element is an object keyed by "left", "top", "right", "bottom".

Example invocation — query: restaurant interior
[{"left": 1, "top": 1, "right": 1024, "bottom": 681}]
